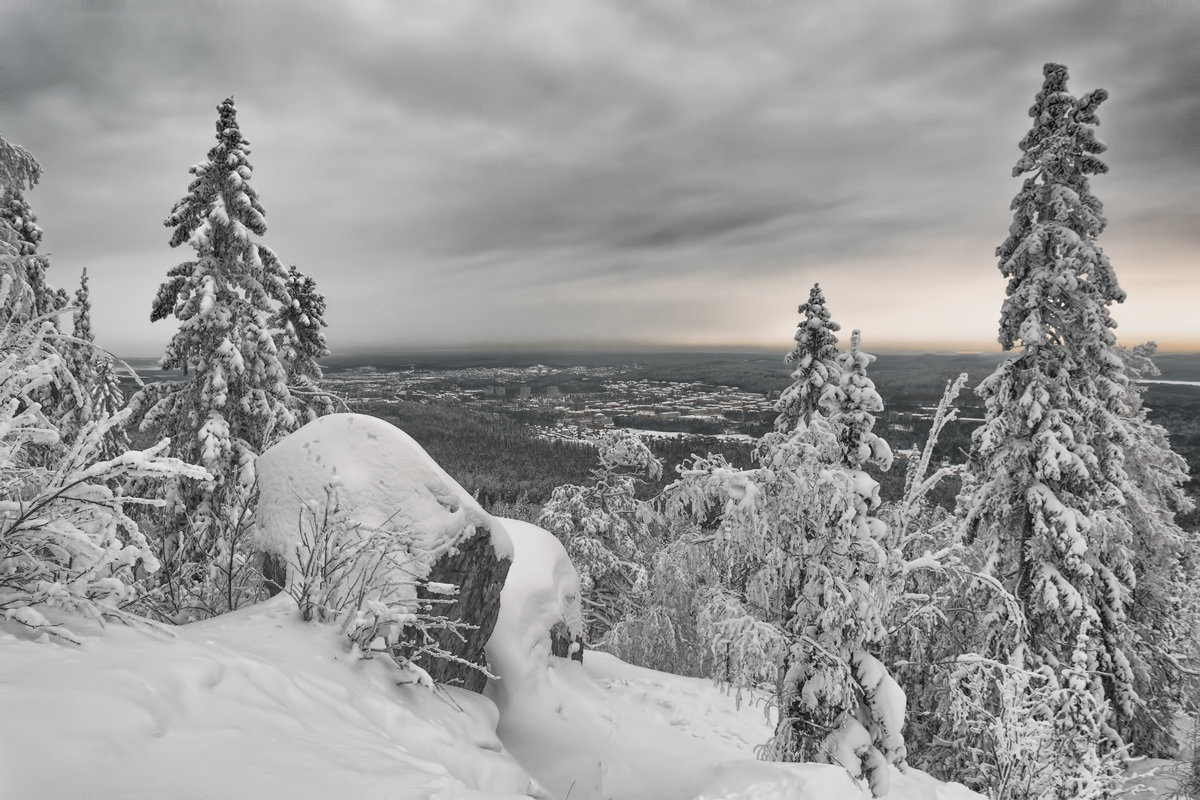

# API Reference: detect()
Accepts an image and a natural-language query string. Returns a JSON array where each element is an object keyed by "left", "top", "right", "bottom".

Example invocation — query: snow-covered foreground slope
[
  {"left": 486, "top": 518, "right": 983, "bottom": 800},
  {"left": 0, "top": 518, "right": 983, "bottom": 800},
  {"left": 0, "top": 596, "right": 541, "bottom": 800}
]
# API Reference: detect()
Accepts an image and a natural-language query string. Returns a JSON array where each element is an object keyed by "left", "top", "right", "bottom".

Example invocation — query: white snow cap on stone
[{"left": 254, "top": 413, "right": 513, "bottom": 571}]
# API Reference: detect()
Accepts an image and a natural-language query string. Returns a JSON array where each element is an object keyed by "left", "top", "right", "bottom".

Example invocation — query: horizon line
[{"left": 113, "top": 342, "right": 1200, "bottom": 362}]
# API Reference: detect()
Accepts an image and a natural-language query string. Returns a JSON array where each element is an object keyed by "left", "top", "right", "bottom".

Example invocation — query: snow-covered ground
[
  {"left": 0, "top": 413, "right": 1181, "bottom": 800},
  {"left": 0, "top": 520, "right": 982, "bottom": 800},
  {"left": 0, "top": 597, "right": 539, "bottom": 800}
]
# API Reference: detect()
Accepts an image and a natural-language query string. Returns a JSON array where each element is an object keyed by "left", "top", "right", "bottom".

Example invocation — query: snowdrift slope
[
  {"left": 1, "top": 518, "right": 983, "bottom": 800},
  {"left": 485, "top": 518, "right": 984, "bottom": 800},
  {"left": 0, "top": 596, "right": 540, "bottom": 800}
]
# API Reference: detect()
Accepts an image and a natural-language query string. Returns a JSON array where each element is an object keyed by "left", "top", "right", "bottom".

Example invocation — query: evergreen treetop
[{"left": 997, "top": 62, "right": 1123, "bottom": 355}]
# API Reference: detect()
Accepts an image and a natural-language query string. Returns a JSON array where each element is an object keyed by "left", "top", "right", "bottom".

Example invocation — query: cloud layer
[{"left": 2, "top": 0, "right": 1197, "bottom": 354}]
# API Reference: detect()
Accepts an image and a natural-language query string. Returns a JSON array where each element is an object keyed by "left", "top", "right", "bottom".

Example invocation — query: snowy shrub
[
  {"left": 942, "top": 655, "right": 1126, "bottom": 800},
  {"left": 539, "top": 429, "right": 662, "bottom": 643},
  {"left": 877, "top": 375, "right": 971, "bottom": 762},
  {"left": 1168, "top": 717, "right": 1200, "bottom": 800},
  {"left": 0, "top": 287, "right": 208, "bottom": 642},
  {"left": 285, "top": 482, "right": 483, "bottom": 688},
  {"left": 150, "top": 485, "right": 269, "bottom": 622},
  {"left": 603, "top": 531, "right": 717, "bottom": 677},
  {"left": 0, "top": 133, "right": 208, "bottom": 642}
]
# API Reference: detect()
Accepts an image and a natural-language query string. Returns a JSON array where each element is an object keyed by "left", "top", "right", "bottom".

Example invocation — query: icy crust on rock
[{"left": 254, "top": 413, "right": 514, "bottom": 572}]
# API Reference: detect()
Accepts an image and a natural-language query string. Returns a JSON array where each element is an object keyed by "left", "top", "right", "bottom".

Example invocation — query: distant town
[{"left": 322, "top": 363, "right": 776, "bottom": 444}]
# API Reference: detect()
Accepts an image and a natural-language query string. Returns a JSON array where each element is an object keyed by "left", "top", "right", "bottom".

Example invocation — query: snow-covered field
[{"left": 1, "top": 516, "right": 986, "bottom": 800}]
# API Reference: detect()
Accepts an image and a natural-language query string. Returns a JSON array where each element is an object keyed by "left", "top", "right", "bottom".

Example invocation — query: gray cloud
[{"left": 1, "top": 0, "right": 1196, "bottom": 354}]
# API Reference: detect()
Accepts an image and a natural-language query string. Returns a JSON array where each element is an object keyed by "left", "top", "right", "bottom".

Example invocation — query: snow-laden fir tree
[
  {"left": 775, "top": 283, "right": 842, "bottom": 432},
  {"left": 959, "top": 63, "right": 1160, "bottom": 794},
  {"left": 539, "top": 430, "right": 662, "bottom": 643},
  {"left": 131, "top": 98, "right": 299, "bottom": 620},
  {"left": 271, "top": 264, "right": 336, "bottom": 421},
  {"left": 763, "top": 331, "right": 901, "bottom": 793},
  {"left": 0, "top": 148, "right": 71, "bottom": 438},
  {"left": 666, "top": 315, "right": 903, "bottom": 796},
  {"left": 0, "top": 135, "right": 208, "bottom": 644},
  {"left": 59, "top": 269, "right": 131, "bottom": 459}
]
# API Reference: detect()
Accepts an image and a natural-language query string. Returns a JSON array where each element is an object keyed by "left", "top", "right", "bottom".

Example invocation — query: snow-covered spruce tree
[
  {"left": 131, "top": 98, "right": 299, "bottom": 621},
  {"left": 59, "top": 269, "right": 132, "bottom": 459},
  {"left": 539, "top": 430, "right": 662, "bottom": 643},
  {"left": 271, "top": 264, "right": 336, "bottom": 421},
  {"left": 0, "top": 136, "right": 208, "bottom": 643},
  {"left": 0, "top": 144, "right": 71, "bottom": 438},
  {"left": 775, "top": 282, "right": 842, "bottom": 433},
  {"left": 763, "top": 331, "right": 901, "bottom": 794},
  {"left": 666, "top": 323, "right": 903, "bottom": 797},
  {"left": 960, "top": 63, "right": 1159, "bottom": 792}
]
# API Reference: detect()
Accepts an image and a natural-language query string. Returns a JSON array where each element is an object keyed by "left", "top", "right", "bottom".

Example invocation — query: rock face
[
  {"left": 254, "top": 413, "right": 513, "bottom": 693},
  {"left": 419, "top": 526, "right": 512, "bottom": 691},
  {"left": 549, "top": 620, "right": 584, "bottom": 663}
]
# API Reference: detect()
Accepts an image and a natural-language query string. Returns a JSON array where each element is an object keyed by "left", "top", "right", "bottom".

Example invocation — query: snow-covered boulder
[
  {"left": 254, "top": 413, "right": 513, "bottom": 691},
  {"left": 485, "top": 519, "right": 585, "bottom": 703}
]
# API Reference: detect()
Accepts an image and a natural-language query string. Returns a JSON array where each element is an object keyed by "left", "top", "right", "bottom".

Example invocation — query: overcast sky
[{"left": 2, "top": 0, "right": 1197, "bottom": 356}]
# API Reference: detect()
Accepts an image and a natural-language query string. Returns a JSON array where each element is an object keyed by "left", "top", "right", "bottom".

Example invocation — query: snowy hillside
[
  {"left": 0, "top": 520, "right": 983, "bottom": 800},
  {"left": 0, "top": 597, "right": 539, "bottom": 800}
]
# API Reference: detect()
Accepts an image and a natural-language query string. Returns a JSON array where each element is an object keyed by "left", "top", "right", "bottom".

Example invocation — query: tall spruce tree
[
  {"left": 774, "top": 283, "right": 842, "bottom": 433},
  {"left": 961, "top": 63, "right": 1160, "bottom": 792},
  {"left": 132, "top": 98, "right": 297, "bottom": 620}
]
